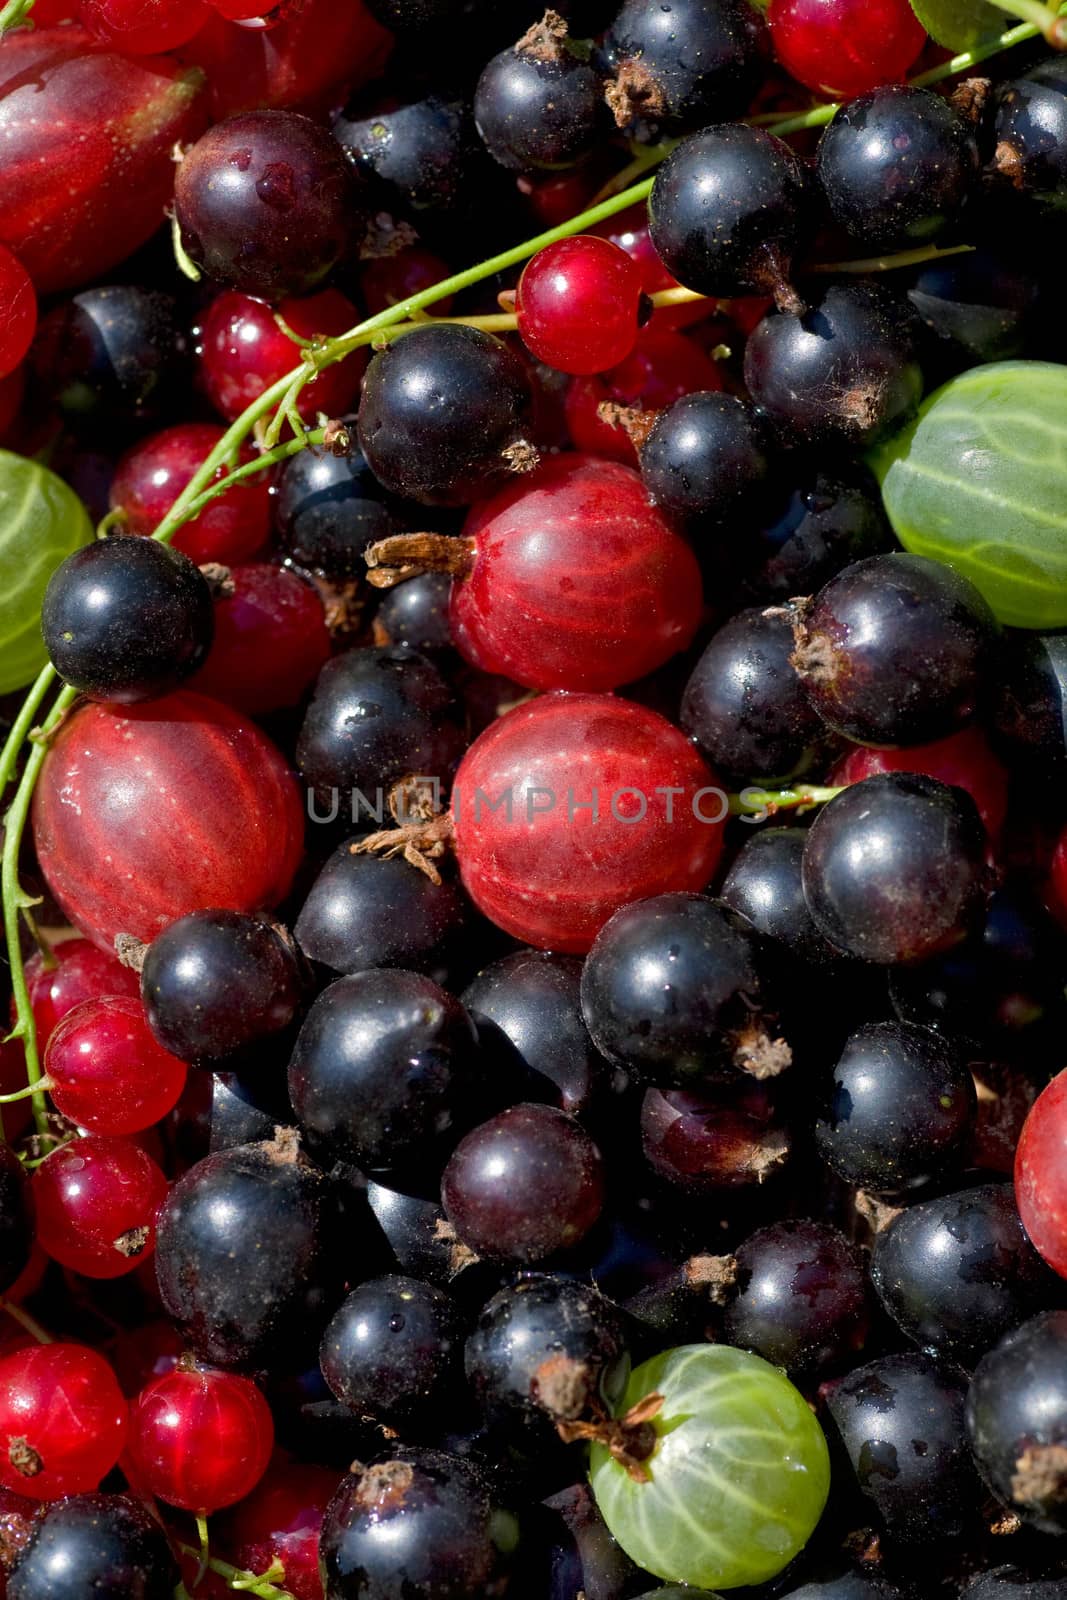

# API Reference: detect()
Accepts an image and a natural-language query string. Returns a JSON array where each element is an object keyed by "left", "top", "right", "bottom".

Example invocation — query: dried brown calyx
[
  {"left": 604, "top": 57, "right": 666, "bottom": 130},
  {"left": 949, "top": 77, "right": 992, "bottom": 124},
  {"left": 731, "top": 1019, "right": 792, "bottom": 1080},
  {"left": 1012, "top": 1444, "right": 1067, "bottom": 1508},
  {"left": 685, "top": 1252, "right": 739, "bottom": 1306},
  {"left": 352, "top": 1459, "right": 415, "bottom": 1514},
  {"left": 596, "top": 402, "right": 659, "bottom": 453},
  {"left": 113, "top": 1226, "right": 150, "bottom": 1259},
  {"left": 113, "top": 933, "right": 147, "bottom": 973},
  {"left": 8, "top": 1438, "right": 42, "bottom": 1479},
  {"left": 517, "top": 9, "right": 570, "bottom": 62},
  {"left": 556, "top": 1391, "right": 665, "bottom": 1483},
  {"left": 350, "top": 814, "right": 456, "bottom": 885},
  {"left": 364, "top": 533, "right": 476, "bottom": 590}
]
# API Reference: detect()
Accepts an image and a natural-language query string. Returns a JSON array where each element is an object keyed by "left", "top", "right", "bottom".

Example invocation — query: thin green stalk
[
  {"left": 0, "top": 666, "right": 57, "bottom": 801},
  {"left": 730, "top": 784, "right": 845, "bottom": 816},
  {"left": 912, "top": 6, "right": 1067, "bottom": 84},
  {"left": 810, "top": 241, "right": 976, "bottom": 274},
  {"left": 979, "top": 0, "right": 1065, "bottom": 40},
  {"left": 0, "top": 0, "right": 33, "bottom": 35},
  {"left": 0, "top": 1299, "right": 53, "bottom": 1344},
  {"left": 177, "top": 1544, "right": 295, "bottom": 1599}
]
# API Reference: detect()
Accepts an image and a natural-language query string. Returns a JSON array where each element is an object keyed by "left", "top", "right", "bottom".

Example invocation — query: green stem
[
  {"left": 809, "top": 241, "right": 975, "bottom": 274},
  {"left": 0, "top": 0, "right": 33, "bottom": 34},
  {"left": 729, "top": 784, "right": 845, "bottom": 816},
  {"left": 979, "top": 0, "right": 1065, "bottom": 39},
  {"left": 0, "top": 1077, "right": 51, "bottom": 1102},
  {"left": 177, "top": 1544, "right": 296, "bottom": 1599},
  {"left": 1, "top": 1299, "right": 53, "bottom": 1344}
]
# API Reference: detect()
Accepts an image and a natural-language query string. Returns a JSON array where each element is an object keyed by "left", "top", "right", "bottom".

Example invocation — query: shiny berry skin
[
  {"left": 42, "top": 535, "right": 214, "bottom": 704},
  {"left": 275, "top": 437, "right": 400, "bottom": 579},
  {"left": 817, "top": 88, "right": 979, "bottom": 250},
  {"left": 0, "top": 245, "right": 35, "bottom": 382},
  {"left": 994, "top": 60, "right": 1067, "bottom": 211},
  {"left": 744, "top": 281, "right": 924, "bottom": 448},
  {"left": 565, "top": 327, "right": 721, "bottom": 467},
  {"left": 191, "top": 563, "right": 330, "bottom": 714},
  {"left": 140, "top": 909, "right": 304, "bottom": 1065},
  {"left": 175, "top": 110, "right": 357, "bottom": 301},
  {"left": 295, "top": 848, "right": 469, "bottom": 980},
  {"left": 516, "top": 238, "right": 645, "bottom": 377},
  {"left": 356, "top": 324, "right": 536, "bottom": 507},
  {"left": 830, "top": 726, "right": 1010, "bottom": 845},
  {"left": 129, "top": 1361, "right": 274, "bottom": 1512},
  {"left": 1015, "top": 1070, "right": 1067, "bottom": 1279},
  {"left": 474, "top": 22, "right": 604, "bottom": 171},
  {"left": 0, "top": 1344, "right": 128, "bottom": 1500},
  {"left": 31, "top": 692, "right": 304, "bottom": 951},
  {"left": 333, "top": 93, "right": 477, "bottom": 217},
  {"left": 450, "top": 693, "right": 725, "bottom": 953},
  {"left": 441, "top": 1103, "right": 605, "bottom": 1263},
  {"left": 768, "top": 0, "right": 926, "bottom": 99},
  {"left": 34, "top": 1136, "right": 168, "bottom": 1280},
  {"left": 649, "top": 126, "right": 810, "bottom": 303},
  {"left": 45, "top": 995, "right": 187, "bottom": 1136},
  {"left": 446, "top": 454, "right": 702, "bottom": 691},
  {"left": 7, "top": 1492, "right": 178, "bottom": 1600},
  {"left": 320, "top": 1275, "right": 464, "bottom": 1427},
  {"left": 197, "top": 289, "right": 365, "bottom": 425},
  {"left": 720, "top": 826, "right": 841, "bottom": 968},
  {"left": 966, "top": 1311, "right": 1067, "bottom": 1534},
  {"left": 640, "top": 1079, "right": 790, "bottom": 1191},
  {"left": 110, "top": 423, "right": 271, "bottom": 567},
  {"left": 723, "top": 1220, "right": 868, "bottom": 1374},
  {"left": 802, "top": 774, "right": 989, "bottom": 964},
  {"left": 214, "top": 1457, "right": 337, "bottom": 1600},
  {"left": 744, "top": 463, "right": 894, "bottom": 603},
  {"left": 793, "top": 553, "right": 999, "bottom": 746},
  {"left": 24, "top": 940, "right": 140, "bottom": 1054},
  {"left": 1052, "top": 824, "right": 1067, "bottom": 931},
  {"left": 600, "top": 0, "right": 770, "bottom": 137},
  {"left": 0, "top": 1148, "right": 32, "bottom": 1298},
  {"left": 639, "top": 391, "right": 777, "bottom": 531},
  {"left": 373, "top": 574, "right": 453, "bottom": 655},
  {"left": 78, "top": 0, "right": 211, "bottom": 51}
]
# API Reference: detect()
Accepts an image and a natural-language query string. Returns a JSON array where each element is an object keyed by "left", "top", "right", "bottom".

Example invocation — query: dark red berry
[
  {"left": 34, "top": 1136, "right": 169, "bottom": 1280},
  {"left": 110, "top": 423, "right": 271, "bottom": 566},
  {"left": 516, "top": 237, "right": 645, "bottom": 376},
  {"left": 191, "top": 562, "right": 330, "bottom": 714}
]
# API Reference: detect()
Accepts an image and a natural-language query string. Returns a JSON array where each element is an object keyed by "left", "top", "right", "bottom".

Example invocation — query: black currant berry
[
  {"left": 474, "top": 15, "right": 605, "bottom": 171},
  {"left": 720, "top": 827, "right": 842, "bottom": 968},
  {"left": 357, "top": 324, "right": 537, "bottom": 506},
  {"left": 640, "top": 1078, "right": 792, "bottom": 1193},
  {"left": 333, "top": 94, "right": 478, "bottom": 214},
  {"left": 991, "top": 628, "right": 1067, "bottom": 774},
  {"left": 722, "top": 1220, "right": 868, "bottom": 1375},
  {"left": 827, "top": 1353, "right": 981, "bottom": 1541},
  {"left": 288, "top": 969, "right": 483, "bottom": 1183},
  {"left": 140, "top": 909, "right": 305, "bottom": 1064},
  {"left": 802, "top": 774, "right": 989, "bottom": 964},
  {"left": 680, "top": 607, "right": 823, "bottom": 783},
  {"left": 320, "top": 1274, "right": 464, "bottom": 1428},
  {"left": 815, "top": 1020, "right": 976, "bottom": 1191},
  {"left": 871, "top": 1184, "right": 1059, "bottom": 1366},
  {"left": 155, "top": 1130, "right": 337, "bottom": 1368},
  {"left": 743, "top": 281, "right": 924, "bottom": 448},
  {"left": 907, "top": 248, "right": 1040, "bottom": 364},
  {"left": 275, "top": 435, "right": 402, "bottom": 580},
  {"left": 966, "top": 1311, "right": 1067, "bottom": 1533},
  {"left": 743, "top": 463, "right": 894, "bottom": 603},
  {"left": 580, "top": 893, "right": 791, "bottom": 1085},
  {"left": 960, "top": 1570, "right": 1067, "bottom": 1600},
  {"left": 639, "top": 391, "right": 777, "bottom": 531},
  {"left": 817, "top": 86, "right": 979, "bottom": 249},
  {"left": 774, "top": 1574, "right": 907, "bottom": 1599},
  {"left": 374, "top": 573, "right": 454, "bottom": 654},
  {"left": 42, "top": 535, "right": 213, "bottom": 703},
  {"left": 0, "top": 1144, "right": 32, "bottom": 1297},
  {"left": 295, "top": 847, "right": 470, "bottom": 979},
  {"left": 600, "top": 0, "right": 769, "bottom": 137},
  {"left": 993, "top": 59, "right": 1067, "bottom": 210},
  {"left": 648, "top": 125, "right": 810, "bottom": 305},
  {"left": 7, "top": 1494, "right": 178, "bottom": 1600},
  {"left": 791, "top": 552, "right": 999, "bottom": 746}
]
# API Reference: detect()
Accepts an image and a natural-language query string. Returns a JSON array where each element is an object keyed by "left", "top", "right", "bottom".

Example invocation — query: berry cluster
[{"left": 0, "top": 0, "right": 1065, "bottom": 1598}]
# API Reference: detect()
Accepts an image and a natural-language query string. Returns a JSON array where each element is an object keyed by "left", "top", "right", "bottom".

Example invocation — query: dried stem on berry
[
  {"left": 365, "top": 534, "right": 476, "bottom": 589},
  {"left": 349, "top": 816, "right": 456, "bottom": 885},
  {"left": 557, "top": 1392, "right": 665, "bottom": 1483}
]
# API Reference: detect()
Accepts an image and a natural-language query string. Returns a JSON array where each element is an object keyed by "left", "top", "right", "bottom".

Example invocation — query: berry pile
[{"left": 0, "top": 0, "right": 1066, "bottom": 1597}]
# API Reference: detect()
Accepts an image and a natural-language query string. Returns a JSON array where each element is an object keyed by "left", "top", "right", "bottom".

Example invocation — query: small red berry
[
  {"left": 0, "top": 1343, "right": 128, "bottom": 1500},
  {"left": 197, "top": 289, "right": 365, "bottom": 424},
  {"left": 23, "top": 939, "right": 141, "bottom": 1054},
  {"left": 215, "top": 1455, "right": 338, "bottom": 1600},
  {"left": 45, "top": 996, "right": 188, "bottom": 1136},
  {"left": 191, "top": 562, "right": 331, "bottom": 714},
  {"left": 1016, "top": 1070, "right": 1067, "bottom": 1279},
  {"left": 34, "top": 1136, "right": 169, "bottom": 1280},
  {"left": 516, "top": 236, "right": 645, "bottom": 376},
  {"left": 110, "top": 423, "right": 271, "bottom": 567},
  {"left": 78, "top": 0, "right": 211, "bottom": 52},
  {"left": 129, "top": 1360, "right": 274, "bottom": 1512},
  {"left": 0, "top": 244, "right": 35, "bottom": 381},
  {"left": 769, "top": 0, "right": 927, "bottom": 99},
  {"left": 830, "top": 726, "right": 1010, "bottom": 847}
]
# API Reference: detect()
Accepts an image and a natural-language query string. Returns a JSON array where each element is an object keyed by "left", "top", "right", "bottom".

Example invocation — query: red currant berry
[
  {"left": 360, "top": 246, "right": 454, "bottom": 318},
  {"left": 1016, "top": 1069, "right": 1067, "bottom": 1278},
  {"left": 78, "top": 0, "right": 211, "bottom": 52},
  {"left": 45, "top": 996, "right": 188, "bottom": 1136},
  {"left": 31, "top": 692, "right": 304, "bottom": 951},
  {"left": 769, "top": 0, "right": 927, "bottom": 100},
  {"left": 191, "top": 563, "right": 330, "bottom": 714},
  {"left": 34, "top": 1136, "right": 169, "bottom": 1280},
  {"left": 24, "top": 939, "right": 140, "bottom": 1055},
  {"left": 215, "top": 1455, "right": 339, "bottom": 1600},
  {"left": 516, "top": 236, "right": 645, "bottom": 376},
  {"left": 441, "top": 453, "right": 702, "bottom": 691},
  {"left": 830, "top": 726, "right": 1009, "bottom": 847},
  {"left": 565, "top": 327, "right": 722, "bottom": 466},
  {"left": 197, "top": 289, "right": 365, "bottom": 424},
  {"left": 129, "top": 1360, "right": 274, "bottom": 1512},
  {"left": 0, "top": 244, "right": 35, "bottom": 382},
  {"left": 110, "top": 424, "right": 271, "bottom": 567},
  {"left": 450, "top": 692, "right": 725, "bottom": 952},
  {"left": 0, "top": 1343, "right": 128, "bottom": 1500}
]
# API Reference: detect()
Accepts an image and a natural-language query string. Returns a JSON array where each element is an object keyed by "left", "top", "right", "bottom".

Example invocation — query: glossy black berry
[
  {"left": 720, "top": 827, "right": 842, "bottom": 968},
  {"left": 600, "top": 0, "right": 769, "bottom": 137},
  {"left": 802, "top": 774, "right": 989, "bottom": 964},
  {"left": 814, "top": 1020, "right": 976, "bottom": 1191},
  {"left": 466, "top": 1277, "right": 629, "bottom": 1428},
  {"left": 155, "top": 1130, "right": 336, "bottom": 1368},
  {"left": 680, "top": 606, "right": 823, "bottom": 783},
  {"left": 640, "top": 1077, "right": 791, "bottom": 1193},
  {"left": 357, "top": 324, "right": 537, "bottom": 506},
  {"left": 580, "top": 893, "right": 791, "bottom": 1086},
  {"left": 722, "top": 1219, "right": 868, "bottom": 1374},
  {"left": 743, "top": 281, "right": 924, "bottom": 448},
  {"left": 993, "top": 59, "right": 1067, "bottom": 210},
  {"left": 474, "top": 17, "right": 605, "bottom": 171},
  {"left": 288, "top": 969, "right": 483, "bottom": 1184},
  {"left": 319, "top": 1447, "right": 519, "bottom": 1600},
  {"left": 295, "top": 847, "right": 470, "bottom": 979},
  {"left": 320, "top": 1274, "right": 464, "bottom": 1428},
  {"left": 817, "top": 86, "right": 979, "bottom": 249},
  {"left": 374, "top": 574, "right": 454, "bottom": 654},
  {"left": 991, "top": 629, "right": 1067, "bottom": 774},
  {"left": 7, "top": 1493, "right": 178, "bottom": 1600},
  {"left": 827, "top": 1353, "right": 980, "bottom": 1541},
  {"left": 648, "top": 125, "right": 810, "bottom": 303},
  {"left": 0, "top": 1144, "right": 33, "bottom": 1297},
  {"left": 333, "top": 94, "right": 478, "bottom": 214},
  {"left": 41, "top": 535, "right": 212, "bottom": 703},
  {"left": 275, "top": 436, "right": 402, "bottom": 579},
  {"left": 967, "top": 1310, "right": 1067, "bottom": 1533},
  {"left": 961, "top": 1573, "right": 1067, "bottom": 1599},
  {"left": 871, "top": 1184, "right": 1059, "bottom": 1367},
  {"left": 365, "top": 1180, "right": 486, "bottom": 1290},
  {"left": 775, "top": 1575, "right": 907, "bottom": 1599},
  {"left": 907, "top": 248, "right": 1040, "bottom": 364},
  {"left": 140, "top": 909, "right": 304, "bottom": 1065},
  {"left": 209, "top": 1065, "right": 292, "bottom": 1154},
  {"left": 639, "top": 391, "right": 777, "bottom": 531},
  {"left": 791, "top": 552, "right": 999, "bottom": 746},
  {"left": 296, "top": 646, "right": 465, "bottom": 816},
  {"left": 743, "top": 463, "right": 894, "bottom": 603}
]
